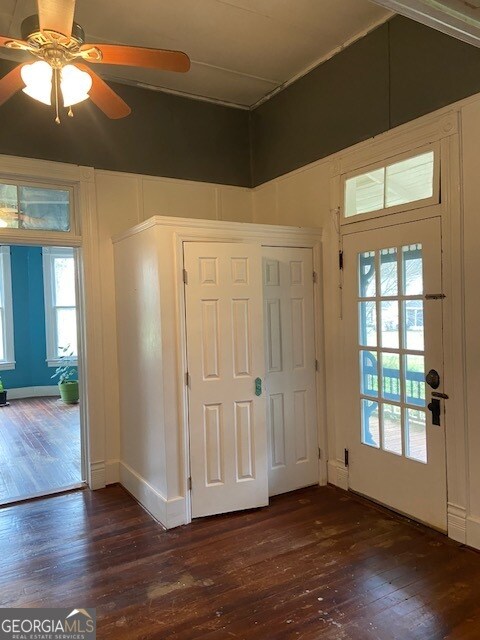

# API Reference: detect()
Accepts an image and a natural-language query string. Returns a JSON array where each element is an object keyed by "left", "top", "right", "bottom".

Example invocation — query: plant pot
[{"left": 58, "top": 380, "right": 79, "bottom": 404}]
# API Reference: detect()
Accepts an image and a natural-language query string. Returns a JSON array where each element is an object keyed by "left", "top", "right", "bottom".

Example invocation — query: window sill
[
  {"left": 47, "top": 358, "right": 78, "bottom": 368},
  {"left": 0, "top": 361, "right": 15, "bottom": 371}
]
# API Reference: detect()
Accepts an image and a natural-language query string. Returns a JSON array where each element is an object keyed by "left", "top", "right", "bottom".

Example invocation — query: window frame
[
  {"left": 0, "top": 177, "right": 76, "bottom": 237},
  {"left": 42, "top": 246, "right": 78, "bottom": 367},
  {"left": 0, "top": 246, "right": 15, "bottom": 371},
  {"left": 341, "top": 144, "right": 440, "bottom": 225}
]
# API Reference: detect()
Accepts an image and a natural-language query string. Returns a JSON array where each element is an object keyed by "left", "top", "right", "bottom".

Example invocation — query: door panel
[
  {"left": 263, "top": 247, "right": 318, "bottom": 497},
  {"left": 184, "top": 242, "right": 268, "bottom": 518},
  {"left": 343, "top": 218, "right": 447, "bottom": 530}
]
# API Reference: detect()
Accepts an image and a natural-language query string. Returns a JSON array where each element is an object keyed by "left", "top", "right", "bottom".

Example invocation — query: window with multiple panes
[
  {"left": 43, "top": 247, "right": 77, "bottom": 366},
  {"left": 0, "top": 182, "right": 72, "bottom": 232},
  {"left": 344, "top": 150, "right": 437, "bottom": 219},
  {"left": 0, "top": 247, "right": 14, "bottom": 370}
]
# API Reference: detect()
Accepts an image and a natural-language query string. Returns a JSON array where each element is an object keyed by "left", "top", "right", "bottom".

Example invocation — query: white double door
[
  {"left": 184, "top": 242, "right": 318, "bottom": 519},
  {"left": 343, "top": 218, "right": 447, "bottom": 530}
]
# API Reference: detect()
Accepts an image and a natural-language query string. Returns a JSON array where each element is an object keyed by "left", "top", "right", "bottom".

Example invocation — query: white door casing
[
  {"left": 263, "top": 247, "right": 319, "bottom": 496},
  {"left": 184, "top": 241, "right": 268, "bottom": 518},
  {"left": 343, "top": 217, "right": 447, "bottom": 531}
]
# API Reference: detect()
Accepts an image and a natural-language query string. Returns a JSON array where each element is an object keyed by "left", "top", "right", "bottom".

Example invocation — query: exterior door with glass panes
[{"left": 343, "top": 217, "right": 447, "bottom": 531}]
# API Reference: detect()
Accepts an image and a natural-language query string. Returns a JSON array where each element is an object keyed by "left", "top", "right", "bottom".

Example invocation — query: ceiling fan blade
[
  {"left": 0, "top": 64, "right": 25, "bottom": 107},
  {"left": 80, "top": 43, "right": 191, "bottom": 72},
  {"left": 37, "top": 0, "right": 76, "bottom": 37},
  {"left": 0, "top": 35, "right": 28, "bottom": 48},
  {"left": 75, "top": 64, "right": 131, "bottom": 119}
]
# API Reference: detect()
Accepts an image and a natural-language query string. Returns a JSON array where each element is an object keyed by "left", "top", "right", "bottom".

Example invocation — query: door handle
[
  {"left": 426, "top": 369, "right": 440, "bottom": 390},
  {"left": 428, "top": 397, "right": 441, "bottom": 426},
  {"left": 254, "top": 377, "right": 262, "bottom": 396}
]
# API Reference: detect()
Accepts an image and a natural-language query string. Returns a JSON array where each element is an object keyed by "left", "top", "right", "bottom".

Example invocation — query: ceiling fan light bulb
[
  {"left": 61, "top": 65, "right": 92, "bottom": 107},
  {"left": 21, "top": 61, "right": 52, "bottom": 106}
]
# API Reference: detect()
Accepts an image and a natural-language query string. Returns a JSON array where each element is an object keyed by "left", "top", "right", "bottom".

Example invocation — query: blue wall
[{"left": 1, "top": 246, "right": 75, "bottom": 390}]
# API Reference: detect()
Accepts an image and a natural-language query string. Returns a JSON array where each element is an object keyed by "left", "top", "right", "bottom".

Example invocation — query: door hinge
[
  {"left": 339, "top": 251, "right": 344, "bottom": 270},
  {"left": 344, "top": 448, "right": 349, "bottom": 467},
  {"left": 188, "top": 477, "right": 192, "bottom": 491},
  {"left": 318, "top": 447, "right": 321, "bottom": 460},
  {"left": 183, "top": 268, "right": 188, "bottom": 284},
  {"left": 313, "top": 271, "right": 318, "bottom": 283},
  {"left": 315, "top": 359, "right": 319, "bottom": 372},
  {"left": 185, "top": 371, "right": 191, "bottom": 387}
]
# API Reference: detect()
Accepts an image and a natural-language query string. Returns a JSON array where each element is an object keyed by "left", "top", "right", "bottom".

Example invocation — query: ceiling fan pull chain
[{"left": 54, "top": 67, "right": 60, "bottom": 124}]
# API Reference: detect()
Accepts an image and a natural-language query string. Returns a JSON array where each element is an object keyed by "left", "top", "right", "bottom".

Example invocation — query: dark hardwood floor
[
  {"left": 1, "top": 484, "right": 479, "bottom": 639},
  {"left": 0, "top": 396, "right": 82, "bottom": 503}
]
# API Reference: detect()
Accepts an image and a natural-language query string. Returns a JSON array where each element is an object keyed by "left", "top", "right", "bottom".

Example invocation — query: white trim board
[
  {"left": 119, "top": 461, "right": 187, "bottom": 529},
  {"left": 0, "top": 155, "right": 96, "bottom": 493},
  {"left": 112, "top": 214, "right": 324, "bottom": 245},
  {"left": 6, "top": 385, "right": 60, "bottom": 400}
]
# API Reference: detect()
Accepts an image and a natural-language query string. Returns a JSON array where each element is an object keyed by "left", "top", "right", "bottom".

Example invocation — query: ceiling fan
[{"left": 0, "top": 0, "right": 191, "bottom": 122}]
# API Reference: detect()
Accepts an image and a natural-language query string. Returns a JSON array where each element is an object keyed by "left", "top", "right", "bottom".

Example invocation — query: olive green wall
[
  {"left": 250, "top": 15, "right": 480, "bottom": 186},
  {"left": 0, "top": 58, "right": 251, "bottom": 187}
]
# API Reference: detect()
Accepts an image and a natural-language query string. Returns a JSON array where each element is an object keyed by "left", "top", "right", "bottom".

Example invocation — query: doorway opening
[{"left": 0, "top": 244, "right": 84, "bottom": 505}]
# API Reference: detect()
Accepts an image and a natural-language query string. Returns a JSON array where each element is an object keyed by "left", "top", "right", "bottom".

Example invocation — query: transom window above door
[
  {"left": 0, "top": 181, "right": 72, "bottom": 232},
  {"left": 343, "top": 149, "right": 438, "bottom": 220},
  {"left": 358, "top": 243, "right": 427, "bottom": 463}
]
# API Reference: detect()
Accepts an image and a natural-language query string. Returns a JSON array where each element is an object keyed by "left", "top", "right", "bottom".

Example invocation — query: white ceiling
[{"left": 0, "top": 0, "right": 392, "bottom": 108}]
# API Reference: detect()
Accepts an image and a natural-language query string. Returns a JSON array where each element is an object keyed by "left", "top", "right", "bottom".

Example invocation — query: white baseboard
[
  {"left": 327, "top": 459, "right": 349, "bottom": 490},
  {"left": 6, "top": 385, "right": 60, "bottom": 400},
  {"left": 89, "top": 459, "right": 120, "bottom": 489},
  {"left": 447, "top": 502, "right": 467, "bottom": 544},
  {"left": 119, "top": 461, "right": 187, "bottom": 529},
  {"left": 90, "top": 461, "right": 106, "bottom": 490}
]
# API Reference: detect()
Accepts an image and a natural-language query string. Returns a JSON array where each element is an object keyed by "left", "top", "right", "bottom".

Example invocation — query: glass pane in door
[
  {"left": 356, "top": 241, "right": 428, "bottom": 462},
  {"left": 361, "top": 399, "right": 380, "bottom": 447},
  {"left": 405, "top": 409, "right": 427, "bottom": 463}
]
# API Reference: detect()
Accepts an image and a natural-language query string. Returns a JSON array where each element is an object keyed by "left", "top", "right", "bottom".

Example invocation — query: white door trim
[
  {"left": 113, "top": 216, "right": 324, "bottom": 526},
  {"left": 0, "top": 155, "right": 102, "bottom": 493}
]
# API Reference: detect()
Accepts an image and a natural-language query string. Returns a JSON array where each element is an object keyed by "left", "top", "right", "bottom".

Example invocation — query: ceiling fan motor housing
[{"left": 21, "top": 14, "right": 86, "bottom": 44}]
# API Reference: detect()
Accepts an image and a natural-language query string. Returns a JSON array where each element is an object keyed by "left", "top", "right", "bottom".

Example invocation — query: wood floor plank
[
  {"left": 0, "top": 396, "right": 81, "bottom": 503},
  {"left": 0, "top": 484, "right": 479, "bottom": 639}
]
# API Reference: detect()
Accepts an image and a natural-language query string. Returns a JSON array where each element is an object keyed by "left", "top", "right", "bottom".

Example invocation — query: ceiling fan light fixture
[
  {"left": 61, "top": 64, "right": 92, "bottom": 107},
  {"left": 21, "top": 60, "right": 52, "bottom": 105}
]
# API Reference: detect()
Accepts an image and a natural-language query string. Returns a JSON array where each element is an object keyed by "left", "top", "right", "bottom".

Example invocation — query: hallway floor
[
  {"left": 0, "top": 396, "right": 82, "bottom": 503},
  {"left": 1, "top": 484, "right": 479, "bottom": 639}
]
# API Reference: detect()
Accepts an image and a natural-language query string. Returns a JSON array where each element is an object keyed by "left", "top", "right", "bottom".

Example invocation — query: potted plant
[
  {"left": 0, "top": 378, "right": 7, "bottom": 406},
  {"left": 51, "top": 346, "right": 79, "bottom": 404}
]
